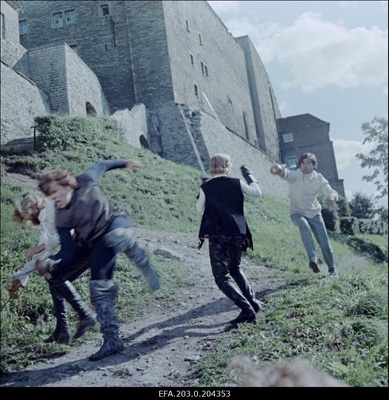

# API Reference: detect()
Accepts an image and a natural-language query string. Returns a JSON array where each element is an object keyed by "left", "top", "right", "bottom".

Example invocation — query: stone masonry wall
[
  {"left": 162, "top": 1, "right": 258, "bottom": 144},
  {"left": 236, "top": 36, "right": 280, "bottom": 160},
  {"left": 64, "top": 45, "right": 110, "bottom": 116},
  {"left": 1, "top": 62, "right": 50, "bottom": 142}
]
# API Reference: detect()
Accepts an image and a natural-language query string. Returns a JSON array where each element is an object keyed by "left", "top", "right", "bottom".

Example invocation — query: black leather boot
[
  {"left": 89, "top": 280, "right": 125, "bottom": 361},
  {"left": 49, "top": 278, "right": 96, "bottom": 340},
  {"left": 219, "top": 281, "right": 256, "bottom": 324},
  {"left": 230, "top": 269, "right": 263, "bottom": 312},
  {"left": 44, "top": 285, "right": 71, "bottom": 344}
]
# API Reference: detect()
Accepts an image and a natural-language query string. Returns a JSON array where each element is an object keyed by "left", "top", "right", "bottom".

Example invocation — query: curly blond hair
[
  {"left": 209, "top": 153, "right": 232, "bottom": 175},
  {"left": 13, "top": 193, "right": 47, "bottom": 226}
]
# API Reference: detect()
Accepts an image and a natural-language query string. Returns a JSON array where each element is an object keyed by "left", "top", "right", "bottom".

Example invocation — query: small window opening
[
  {"left": 283, "top": 133, "right": 294, "bottom": 143},
  {"left": 19, "top": 20, "right": 28, "bottom": 35},
  {"left": 53, "top": 12, "right": 64, "bottom": 28},
  {"left": 100, "top": 4, "right": 110, "bottom": 16},
  {"left": 69, "top": 44, "right": 78, "bottom": 54},
  {"left": 86, "top": 102, "right": 97, "bottom": 116},
  {"left": 65, "top": 10, "right": 75, "bottom": 26}
]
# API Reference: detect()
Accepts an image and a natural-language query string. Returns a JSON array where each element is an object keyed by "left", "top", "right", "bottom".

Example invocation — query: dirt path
[{"left": 1, "top": 171, "right": 284, "bottom": 387}]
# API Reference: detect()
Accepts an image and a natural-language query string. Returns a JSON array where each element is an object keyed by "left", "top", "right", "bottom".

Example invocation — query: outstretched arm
[{"left": 83, "top": 160, "right": 141, "bottom": 184}]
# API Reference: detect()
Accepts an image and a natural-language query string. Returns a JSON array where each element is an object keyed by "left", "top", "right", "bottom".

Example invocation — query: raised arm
[{"left": 83, "top": 160, "right": 141, "bottom": 184}]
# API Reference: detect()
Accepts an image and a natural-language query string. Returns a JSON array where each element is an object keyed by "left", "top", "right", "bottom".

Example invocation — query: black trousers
[{"left": 208, "top": 236, "right": 254, "bottom": 313}]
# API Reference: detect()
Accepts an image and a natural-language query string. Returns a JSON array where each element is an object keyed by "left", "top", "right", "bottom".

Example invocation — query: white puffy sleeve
[{"left": 38, "top": 200, "right": 60, "bottom": 254}]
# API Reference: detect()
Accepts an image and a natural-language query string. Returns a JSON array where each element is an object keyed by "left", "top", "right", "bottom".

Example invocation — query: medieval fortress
[{"left": 1, "top": 1, "right": 345, "bottom": 199}]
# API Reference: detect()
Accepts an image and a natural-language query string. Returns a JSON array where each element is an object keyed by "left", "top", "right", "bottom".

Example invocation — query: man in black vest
[{"left": 196, "top": 154, "right": 263, "bottom": 326}]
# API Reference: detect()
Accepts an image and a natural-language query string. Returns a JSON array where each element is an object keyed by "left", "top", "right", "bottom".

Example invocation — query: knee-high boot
[
  {"left": 89, "top": 279, "right": 125, "bottom": 361},
  {"left": 230, "top": 270, "right": 263, "bottom": 313},
  {"left": 44, "top": 285, "right": 71, "bottom": 344},
  {"left": 218, "top": 281, "right": 256, "bottom": 324},
  {"left": 49, "top": 278, "right": 96, "bottom": 340}
]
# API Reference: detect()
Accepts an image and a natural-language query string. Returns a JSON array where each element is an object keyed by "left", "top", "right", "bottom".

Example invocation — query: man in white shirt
[{"left": 271, "top": 152, "right": 338, "bottom": 276}]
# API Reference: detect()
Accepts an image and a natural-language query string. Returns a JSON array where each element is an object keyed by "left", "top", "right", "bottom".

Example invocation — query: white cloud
[
  {"left": 207, "top": 1, "right": 241, "bottom": 13},
  {"left": 333, "top": 138, "right": 374, "bottom": 170},
  {"left": 220, "top": 12, "right": 388, "bottom": 93}
]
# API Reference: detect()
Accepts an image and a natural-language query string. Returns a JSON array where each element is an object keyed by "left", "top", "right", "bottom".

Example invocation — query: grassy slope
[{"left": 0, "top": 116, "right": 387, "bottom": 386}]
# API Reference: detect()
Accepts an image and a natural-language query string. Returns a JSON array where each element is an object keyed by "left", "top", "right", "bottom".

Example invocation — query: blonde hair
[
  {"left": 38, "top": 167, "right": 78, "bottom": 196},
  {"left": 209, "top": 153, "right": 232, "bottom": 175},
  {"left": 13, "top": 193, "right": 47, "bottom": 226}
]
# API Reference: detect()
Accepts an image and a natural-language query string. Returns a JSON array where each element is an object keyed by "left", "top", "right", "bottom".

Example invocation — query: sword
[{"left": 1, "top": 298, "right": 12, "bottom": 312}]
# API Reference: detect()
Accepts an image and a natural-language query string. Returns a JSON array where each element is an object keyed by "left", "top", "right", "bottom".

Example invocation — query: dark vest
[
  {"left": 55, "top": 173, "right": 122, "bottom": 247},
  {"left": 198, "top": 176, "right": 253, "bottom": 251}
]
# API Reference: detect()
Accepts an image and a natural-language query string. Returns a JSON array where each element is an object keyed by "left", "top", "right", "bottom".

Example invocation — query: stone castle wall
[{"left": 1, "top": 0, "right": 289, "bottom": 199}]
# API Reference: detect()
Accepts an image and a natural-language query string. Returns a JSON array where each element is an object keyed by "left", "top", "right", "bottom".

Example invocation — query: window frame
[{"left": 282, "top": 133, "right": 294, "bottom": 143}]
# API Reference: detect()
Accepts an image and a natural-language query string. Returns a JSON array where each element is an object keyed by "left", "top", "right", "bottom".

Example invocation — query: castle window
[
  {"left": 86, "top": 102, "right": 97, "bottom": 116},
  {"left": 190, "top": 54, "right": 194, "bottom": 66},
  {"left": 65, "top": 10, "right": 75, "bottom": 26},
  {"left": 285, "top": 156, "right": 297, "bottom": 169},
  {"left": 185, "top": 20, "right": 190, "bottom": 32},
  {"left": 283, "top": 133, "right": 294, "bottom": 143},
  {"left": 194, "top": 84, "right": 198, "bottom": 97},
  {"left": 100, "top": 4, "right": 110, "bottom": 16},
  {"left": 1, "top": 13, "right": 5, "bottom": 38},
  {"left": 105, "top": 42, "right": 113, "bottom": 51},
  {"left": 200, "top": 61, "right": 209, "bottom": 77},
  {"left": 69, "top": 44, "right": 78, "bottom": 54},
  {"left": 198, "top": 34, "right": 202, "bottom": 45},
  {"left": 19, "top": 19, "right": 27, "bottom": 35},
  {"left": 53, "top": 12, "right": 64, "bottom": 28}
]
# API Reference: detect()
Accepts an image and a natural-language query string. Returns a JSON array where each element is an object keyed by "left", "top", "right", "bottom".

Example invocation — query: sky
[{"left": 207, "top": 1, "right": 388, "bottom": 208}]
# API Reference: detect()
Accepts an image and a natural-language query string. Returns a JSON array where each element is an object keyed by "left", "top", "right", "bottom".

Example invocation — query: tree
[
  {"left": 356, "top": 116, "right": 388, "bottom": 199},
  {"left": 375, "top": 206, "right": 388, "bottom": 224},
  {"left": 349, "top": 192, "right": 376, "bottom": 219},
  {"left": 336, "top": 196, "right": 351, "bottom": 218}
]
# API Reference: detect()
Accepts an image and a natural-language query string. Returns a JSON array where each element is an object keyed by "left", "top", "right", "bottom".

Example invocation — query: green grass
[{"left": 1, "top": 115, "right": 387, "bottom": 386}]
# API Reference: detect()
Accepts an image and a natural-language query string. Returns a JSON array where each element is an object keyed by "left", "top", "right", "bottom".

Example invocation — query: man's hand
[
  {"left": 125, "top": 160, "right": 141, "bottom": 171},
  {"left": 35, "top": 260, "right": 49, "bottom": 275},
  {"left": 241, "top": 165, "right": 258, "bottom": 184},
  {"left": 270, "top": 164, "right": 284, "bottom": 175},
  {"left": 325, "top": 197, "right": 336, "bottom": 207},
  {"left": 27, "top": 244, "right": 45, "bottom": 261},
  {"left": 9, "top": 279, "right": 23, "bottom": 299}
]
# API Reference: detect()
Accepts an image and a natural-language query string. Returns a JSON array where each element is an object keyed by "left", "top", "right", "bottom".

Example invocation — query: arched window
[
  {"left": 86, "top": 102, "right": 97, "bottom": 116},
  {"left": 140, "top": 135, "right": 149, "bottom": 149}
]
